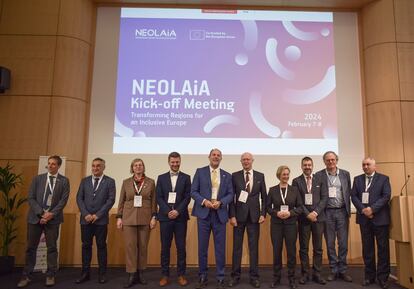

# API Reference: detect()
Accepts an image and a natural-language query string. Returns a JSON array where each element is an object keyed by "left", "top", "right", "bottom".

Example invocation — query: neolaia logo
[{"left": 135, "top": 28, "right": 177, "bottom": 39}]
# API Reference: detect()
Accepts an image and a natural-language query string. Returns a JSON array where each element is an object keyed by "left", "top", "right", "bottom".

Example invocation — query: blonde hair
[
  {"left": 130, "top": 158, "right": 145, "bottom": 174},
  {"left": 276, "top": 165, "right": 290, "bottom": 180}
]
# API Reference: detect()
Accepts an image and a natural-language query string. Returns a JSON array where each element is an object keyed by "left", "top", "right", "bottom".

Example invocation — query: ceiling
[{"left": 93, "top": 0, "right": 377, "bottom": 10}]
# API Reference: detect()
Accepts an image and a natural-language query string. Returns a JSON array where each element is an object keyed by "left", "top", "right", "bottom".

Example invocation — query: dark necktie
[
  {"left": 43, "top": 176, "right": 55, "bottom": 210},
  {"left": 93, "top": 177, "right": 100, "bottom": 192},
  {"left": 245, "top": 171, "right": 250, "bottom": 193}
]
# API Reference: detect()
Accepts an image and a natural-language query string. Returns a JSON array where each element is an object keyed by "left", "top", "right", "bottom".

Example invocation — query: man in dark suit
[
  {"left": 156, "top": 152, "right": 191, "bottom": 287},
  {"left": 191, "top": 148, "right": 234, "bottom": 289},
  {"left": 228, "top": 152, "right": 267, "bottom": 288},
  {"left": 315, "top": 151, "right": 352, "bottom": 282},
  {"left": 17, "top": 155, "right": 70, "bottom": 288},
  {"left": 351, "top": 157, "right": 391, "bottom": 289},
  {"left": 292, "top": 157, "right": 327, "bottom": 285},
  {"left": 75, "top": 157, "right": 116, "bottom": 284}
]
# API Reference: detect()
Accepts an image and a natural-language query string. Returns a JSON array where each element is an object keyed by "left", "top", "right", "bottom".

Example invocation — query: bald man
[
  {"left": 229, "top": 153, "right": 267, "bottom": 288},
  {"left": 351, "top": 158, "right": 391, "bottom": 289}
]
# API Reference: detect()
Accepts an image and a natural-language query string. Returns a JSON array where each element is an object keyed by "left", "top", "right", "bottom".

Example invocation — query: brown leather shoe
[
  {"left": 178, "top": 276, "right": 188, "bottom": 286},
  {"left": 160, "top": 276, "right": 169, "bottom": 287},
  {"left": 45, "top": 276, "right": 55, "bottom": 287},
  {"left": 17, "top": 277, "right": 31, "bottom": 288}
]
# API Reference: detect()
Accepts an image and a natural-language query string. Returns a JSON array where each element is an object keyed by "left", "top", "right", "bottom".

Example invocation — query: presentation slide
[{"left": 114, "top": 8, "right": 337, "bottom": 155}]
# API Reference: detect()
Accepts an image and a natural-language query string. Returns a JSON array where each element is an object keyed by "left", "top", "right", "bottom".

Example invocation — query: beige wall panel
[
  {"left": 348, "top": 215, "right": 363, "bottom": 264},
  {"left": 107, "top": 215, "right": 125, "bottom": 265},
  {"left": 375, "top": 162, "right": 406, "bottom": 197},
  {"left": 0, "top": 96, "right": 50, "bottom": 159},
  {"left": 53, "top": 37, "right": 91, "bottom": 101},
  {"left": 397, "top": 43, "right": 414, "bottom": 101},
  {"left": 47, "top": 97, "right": 86, "bottom": 162},
  {"left": 60, "top": 213, "right": 79, "bottom": 265},
  {"left": 64, "top": 161, "right": 84, "bottom": 213},
  {"left": 186, "top": 216, "right": 198, "bottom": 265},
  {"left": 404, "top": 163, "right": 414, "bottom": 196},
  {"left": 0, "top": 0, "right": 58, "bottom": 35},
  {"left": 366, "top": 102, "right": 404, "bottom": 163},
  {"left": 58, "top": 0, "right": 94, "bottom": 43},
  {"left": 0, "top": 36, "right": 56, "bottom": 96},
  {"left": 364, "top": 43, "right": 400, "bottom": 105},
  {"left": 394, "top": 0, "right": 414, "bottom": 43},
  {"left": 401, "top": 103, "right": 414, "bottom": 162},
  {"left": 361, "top": 0, "right": 395, "bottom": 49}
]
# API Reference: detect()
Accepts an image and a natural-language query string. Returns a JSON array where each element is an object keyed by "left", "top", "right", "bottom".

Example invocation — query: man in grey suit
[
  {"left": 316, "top": 151, "right": 352, "bottom": 282},
  {"left": 17, "top": 155, "right": 70, "bottom": 288},
  {"left": 75, "top": 158, "right": 116, "bottom": 284}
]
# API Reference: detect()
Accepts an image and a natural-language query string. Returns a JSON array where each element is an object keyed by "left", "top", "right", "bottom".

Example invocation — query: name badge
[
  {"left": 280, "top": 205, "right": 289, "bottom": 212},
  {"left": 362, "top": 192, "right": 369, "bottom": 204},
  {"left": 305, "top": 194, "right": 313, "bottom": 205},
  {"left": 328, "top": 187, "right": 337, "bottom": 198},
  {"left": 134, "top": 195, "right": 142, "bottom": 207},
  {"left": 238, "top": 190, "right": 248, "bottom": 203},
  {"left": 168, "top": 192, "right": 176, "bottom": 204},
  {"left": 46, "top": 194, "right": 52, "bottom": 207}
]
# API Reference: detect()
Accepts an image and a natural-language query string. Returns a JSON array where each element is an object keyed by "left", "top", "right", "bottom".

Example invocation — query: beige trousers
[{"left": 123, "top": 225, "right": 150, "bottom": 272}]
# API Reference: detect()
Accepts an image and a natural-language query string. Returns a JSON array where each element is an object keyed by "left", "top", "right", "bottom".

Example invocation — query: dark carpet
[{"left": 0, "top": 267, "right": 403, "bottom": 289}]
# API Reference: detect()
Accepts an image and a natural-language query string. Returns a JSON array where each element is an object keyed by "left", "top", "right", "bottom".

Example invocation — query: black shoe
[
  {"left": 299, "top": 275, "right": 309, "bottom": 285},
  {"left": 250, "top": 279, "right": 260, "bottom": 288},
  {"left": 216, "top": 280, "right": 225, "bottom": 289},
  {"left": 196, "top": 278, "right": 207, "bottom": 289},
  {"left": 124, "top": 273, "right": 137, "bottom": 288},
  {"left": 289, "top": 280, "right": 297, "bottom": 289},
  {"left": 362, "top": 279, "right": 375, "bottom": 286},
  {"left": 228, "top": 278, "right": 239, "bottom": 287},
  {"left": 312, "top": 275, "right": 326, "bottom": 285},
  {"left": 137, "top": 270, "right": 147, "bottom": 285},
  {"left": 270, "top": 279, "right": 280, "bottom": 288},
  {"left": 75, "top": 273, "right": 90, "bottom": 284},
  {"left": 378, "top": 280, "right": 389, "bottom": 289},
  {"left": 338, "top": 273, "right": 352, "bottom": 282},
  {"left": 98, "top": 274, "right": 107, "bottom": 284},
  {"left": 327, "top": 273, "right": 337, "bottom": 282}
]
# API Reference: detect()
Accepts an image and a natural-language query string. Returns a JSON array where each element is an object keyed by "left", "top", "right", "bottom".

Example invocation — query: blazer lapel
[
  {"left": 167, "top": 173, "right": 173, "bottom": 192},
  {"left": 300, "top": 176, "right": 307, "bottom": 193}
]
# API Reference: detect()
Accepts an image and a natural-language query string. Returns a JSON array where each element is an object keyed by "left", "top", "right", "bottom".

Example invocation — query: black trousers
[
  {"left": 81, "top": 224, "right": 108, "bottom": 275},
  {"left": 231, "top": 220, "right": 260, "bottom": 280},
  {"left": 270, "top": 222, "right": 297, "bottom": 280},
  {"left": 298, "top": 220, "right": 324, "bottom": 276},
  {"left": 160, "top": 220, "right": 187, "bottom": 277},
  {"left": 23, "top": 223, "right": 59, "bottom": 277},
  {"left": 360, "top": 222, "right": 390, "bottom": 282}
]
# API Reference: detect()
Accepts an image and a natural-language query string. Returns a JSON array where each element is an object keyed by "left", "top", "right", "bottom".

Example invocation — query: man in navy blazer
[
  {"left": 315, "top": 151, "right": 352, "bottom": 282},
  {"left": 156, "top": 152, "right": 191, "bottom": 287},
  {"left": 17, "top": 155, "right": 70, "bottom": 288},
  {"left": 75, "top": 157, "right": 115, "bottom": 284},
  {"left": 351, "top": 157, "right": 391, "bottom": 289},
  {"left": 191, "top": 148, "right": 234, "bottom": 289}
]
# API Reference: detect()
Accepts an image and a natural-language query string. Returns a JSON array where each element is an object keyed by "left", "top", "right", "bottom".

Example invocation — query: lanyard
[
  {"left": 47, "top": 176, "right": 56, "bottom": 194},
  {"left": 366, "top": 176, "right": 373, "bottom": 191},
  {"left": 133, "top": 180, "right": 144, "bottom": 195},
  {"left": 326, "top": 169, "right": 339, "bottom": 186},
  {"left": 280, "top": 186, "right": 288, "bottom": 205}
]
